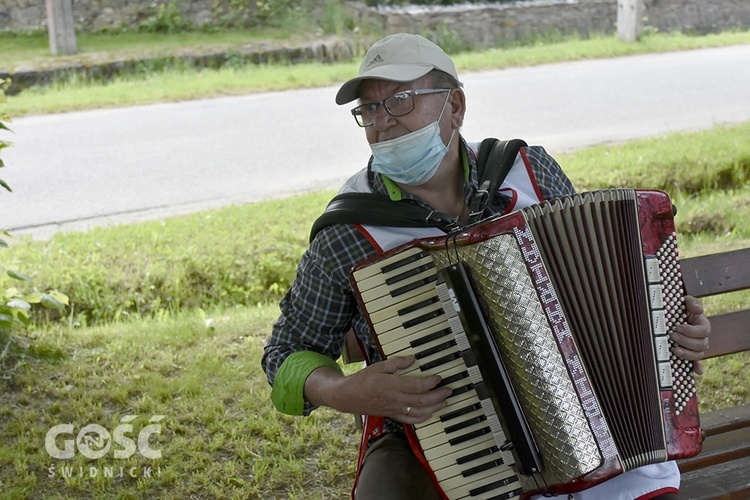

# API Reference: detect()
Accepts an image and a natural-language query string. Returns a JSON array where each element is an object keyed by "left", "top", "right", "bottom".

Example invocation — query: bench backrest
[{"left": 680, "top": 247, "right": 750, "bottom": 359}]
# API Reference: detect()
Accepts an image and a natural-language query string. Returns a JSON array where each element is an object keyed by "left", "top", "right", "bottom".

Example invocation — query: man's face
[{"left": 357, "top": 76, "right": 452, "bottom": 146}]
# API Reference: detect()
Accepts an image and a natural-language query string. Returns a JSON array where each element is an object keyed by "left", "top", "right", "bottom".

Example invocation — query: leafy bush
[
  {"left": 1, "top": 78, "right": 69, "bottom": 378},
  {"left": 138, "top": 0, "right": 195, "bottom": 33},
  {"left": 0, "top": 191, "right": 333, "bottom": 327}
]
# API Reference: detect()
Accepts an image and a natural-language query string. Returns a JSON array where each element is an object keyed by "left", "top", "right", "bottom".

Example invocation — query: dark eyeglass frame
[{"left": 351, "top": 88, "right": 452, "bottom": 128}]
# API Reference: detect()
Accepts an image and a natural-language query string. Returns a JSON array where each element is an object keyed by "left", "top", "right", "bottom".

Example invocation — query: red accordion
[{"left": 350, "top": 189, "right": 702, "bottom": 499}]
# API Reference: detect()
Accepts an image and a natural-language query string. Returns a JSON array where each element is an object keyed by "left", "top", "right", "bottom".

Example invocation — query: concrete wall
[{"left": 1, "top": 0, "right": 748, "bottom": 39}]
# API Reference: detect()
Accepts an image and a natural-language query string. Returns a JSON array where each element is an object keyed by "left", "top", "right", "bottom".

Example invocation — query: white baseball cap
[{"left": 335, "top": 33, "right": 462, "bottom": 105}]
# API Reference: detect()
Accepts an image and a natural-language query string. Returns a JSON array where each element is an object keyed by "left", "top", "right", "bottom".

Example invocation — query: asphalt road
[{"left": 2, "top": 44, "right": 749, "bottom": 239}]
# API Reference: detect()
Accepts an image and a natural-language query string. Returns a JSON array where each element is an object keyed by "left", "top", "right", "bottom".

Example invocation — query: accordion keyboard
[{"left": 353, "top": 247, "right": 523, "bottom": 500}]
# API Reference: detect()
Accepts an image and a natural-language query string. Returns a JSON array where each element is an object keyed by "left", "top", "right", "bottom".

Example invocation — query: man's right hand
[{"left": 304, "top": 355, "right": 452, "bottom": 424}]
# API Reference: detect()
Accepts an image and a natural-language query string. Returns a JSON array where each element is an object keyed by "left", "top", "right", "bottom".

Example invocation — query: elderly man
[{"left": 262, "top": 33, "right": 711, "bottom": 500}]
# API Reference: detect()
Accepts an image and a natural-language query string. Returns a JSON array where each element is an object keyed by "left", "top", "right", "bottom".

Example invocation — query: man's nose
[{"left": 372, "top": 106, "right": 396, "bottom": 130}]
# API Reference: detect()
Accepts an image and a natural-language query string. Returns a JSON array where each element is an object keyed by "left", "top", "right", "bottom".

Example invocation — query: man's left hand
[{"left": 670, "top": 295, "right": 712, "bottom": 375}]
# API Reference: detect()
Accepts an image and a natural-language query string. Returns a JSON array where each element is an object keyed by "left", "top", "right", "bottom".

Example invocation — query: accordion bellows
[{"left": 351, "top": 189, "right": 702, "bottom": 498}]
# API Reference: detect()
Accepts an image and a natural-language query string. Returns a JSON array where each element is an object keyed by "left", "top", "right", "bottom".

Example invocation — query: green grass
[
  {"left": 0, "top": 306, "right": 360, "bottom": 499},
  {"left": 0, "top": 191, "right": 334, "bottom": 326},
  {"left": 1, "top": 30, "right": 750, "bottom": 497},
  {"left": 0, "top": 29, "right": 319, "bottom": 69},
  {"left": 1, "top": 122, "right": 749, "bottom": 498},
  {"left": 5, "top": 30, "right": 750, "bottom": 117}
]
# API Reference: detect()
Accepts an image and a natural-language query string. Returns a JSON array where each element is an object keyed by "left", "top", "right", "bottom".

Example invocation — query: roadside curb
[{"left": 0, "top": 36, "right": 362, "bottom": 95}]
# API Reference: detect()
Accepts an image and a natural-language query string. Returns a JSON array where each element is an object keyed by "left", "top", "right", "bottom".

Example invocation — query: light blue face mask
[{"left": 370, "top": 93, "right": 455, "bottom": 186}]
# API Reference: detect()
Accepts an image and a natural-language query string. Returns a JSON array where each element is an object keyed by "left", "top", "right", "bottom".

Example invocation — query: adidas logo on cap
[{"left": 366, "top": 54, "right": 384, "bottom": 68}]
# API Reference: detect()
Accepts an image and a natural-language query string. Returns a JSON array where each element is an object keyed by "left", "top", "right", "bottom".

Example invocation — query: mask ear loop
[{"left": 437, "top": 90, "right": 457, "bottom": 151}]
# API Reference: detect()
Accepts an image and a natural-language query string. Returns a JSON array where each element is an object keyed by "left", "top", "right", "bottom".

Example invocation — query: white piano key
[{"left": 352, "top": 246, "right": 426, "bottom": 284}]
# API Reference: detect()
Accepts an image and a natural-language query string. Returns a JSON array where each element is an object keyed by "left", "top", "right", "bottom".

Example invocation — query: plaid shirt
[{"left": 262, "top": 138, "right": 575, "bottom": 416}]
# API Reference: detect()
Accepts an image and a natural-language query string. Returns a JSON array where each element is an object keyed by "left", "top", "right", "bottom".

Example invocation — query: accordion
[{"left": 350, "top": 189, "right": 702, "bottom": 499}]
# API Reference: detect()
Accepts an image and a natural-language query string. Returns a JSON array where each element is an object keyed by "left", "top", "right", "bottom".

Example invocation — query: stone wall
[
  {"left": 1, "top": 0, "right": 749, "bottom": 39},
  {"left": 347, "top": 0, "right": 750, "bottom": 46},
  {"left": 0, "top": 0, "right": 260, "bottom": 32}
]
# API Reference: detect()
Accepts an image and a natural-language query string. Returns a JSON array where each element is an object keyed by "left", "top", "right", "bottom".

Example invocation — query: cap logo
[{"left": 366, "top": 54, "right": 384, "bottom": 68}]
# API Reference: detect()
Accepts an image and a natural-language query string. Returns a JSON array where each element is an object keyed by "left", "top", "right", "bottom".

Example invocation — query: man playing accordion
[{"left": 262, "top": 33, "right": 711, "bottom": 500}]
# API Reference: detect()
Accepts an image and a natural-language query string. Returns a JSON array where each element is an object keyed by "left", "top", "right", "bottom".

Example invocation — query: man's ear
[{"left": 450, "top": 88, "right": 467, "bottom": 129}]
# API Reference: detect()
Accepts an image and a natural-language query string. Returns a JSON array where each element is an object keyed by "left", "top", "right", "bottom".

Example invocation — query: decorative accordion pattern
[{"left": 350, "top": 189, "right": 702, "bottom": 498}]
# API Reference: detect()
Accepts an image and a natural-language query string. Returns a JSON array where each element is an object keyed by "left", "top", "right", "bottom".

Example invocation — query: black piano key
[
  {"left": 469, "top": 476, "right": 520, "bottom": 497},
  {"left": 448, "top": 426, "right": 491, "bottom": 446},
  {"left": 445, "top": 415, "right": 487, "bottom": 434},
  {"left": 481, "top": 487, "right": 523, "bottom": 500},
  {"left": 381, "top": 250, "right": 430, "bottom": 274},
  {"left": 403, "top": 309, "right": 444, "bottom": 329},
  {"left": 398, "top": 296, "right": 439, "bottom": 316},
  {"left": 410, "top": 327, "right": 452, "bottom": 348},
  {"left": 385, "top": 262, "right": 436, "bottom": 286},
  {"left": 391, "top": 275, "right": 438, "bottom": 298},
  {"left": 419, "top": 351, "right": 461, "bottom": 371},
  {"left": 456, "top": 445, "right": 500, "bottom": 465},
  {"left": 447, "top": 382, "right": 475, "bottom": 397},
  {"left": 436, "top": 371, "right": 470, "bottom": 389},
  {"left": 415, "top": 340, "right": 457, "bottom": 360},
  {"left": 439, "top": 402, "right": 481, "bottom": 423},
  {"left": 462, "top": 457, "right": 506, "bottom": 477}
]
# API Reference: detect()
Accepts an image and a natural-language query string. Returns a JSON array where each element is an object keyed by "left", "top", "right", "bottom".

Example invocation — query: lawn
[{"left": 1, "top": 27, "right": 749, "bottom": 498}]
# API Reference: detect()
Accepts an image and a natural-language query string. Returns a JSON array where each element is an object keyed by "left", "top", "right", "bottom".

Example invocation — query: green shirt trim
[{"left": 270, "top": 350, "right": 343, "bottom": 416}]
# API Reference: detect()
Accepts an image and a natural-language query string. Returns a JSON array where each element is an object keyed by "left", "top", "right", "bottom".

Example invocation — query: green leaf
[
  {"left": 13, "top": 309, "right": 30, "bottom": 325},
  {"left": 7, "top": 270, "right": 31, "bottom": 281},
  {"left": 0, "top": 312, "right": 15, "bottom": 327},
  {"left": 0, "top": 178, "right": 11, "bottom": 193},
  {"left": 23, "top": 292, "right": 43, "bottom": 304},
  {"left": 3, "top": 286, "right": 20, "bottom": 299},
  {"left": 48, "top": 291, "right": 70, "bottom": 306},
  {"left": 41, "top": 294, "right": 67, "bottom": 312},
  {"left": 6, "top": 298, "right": 31, "bottom": 311}
]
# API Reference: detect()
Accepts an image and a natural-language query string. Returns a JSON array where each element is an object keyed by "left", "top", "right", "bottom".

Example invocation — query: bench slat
[
  {"left": 678, "top": 426, "right": 750, "bottom": 472},
  {"left": 705, "top": 310, "right": 750, "bottom": 359},
  {"left": 700, "top": 404, "right": 750, "bottom": 437},
  {"left": 681, "top": 248, "right": 750, "bottom": 298},
  {"left": 679, "top": 455, "right": 750, "bottom": 499}
]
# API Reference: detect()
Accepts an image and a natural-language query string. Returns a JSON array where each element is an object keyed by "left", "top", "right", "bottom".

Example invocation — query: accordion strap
[
  {"left": 470, "top": 138, "right": 527, "bottom": 217},
  {"left": 309, "top": 138, "right": 526, "bottom": 242}
]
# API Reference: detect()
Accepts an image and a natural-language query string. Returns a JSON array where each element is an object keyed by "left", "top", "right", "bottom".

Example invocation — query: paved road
[{"left": 2, "top": 44, "right": 749, "bottom": 238}]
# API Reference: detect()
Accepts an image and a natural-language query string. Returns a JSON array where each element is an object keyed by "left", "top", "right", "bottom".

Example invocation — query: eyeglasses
[{"left": 351, "top": 88, "right": 452, "bottom": 127}]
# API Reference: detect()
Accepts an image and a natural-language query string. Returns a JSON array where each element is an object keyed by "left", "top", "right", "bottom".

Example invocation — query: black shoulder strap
[
  {"left": 470, "top": 138, "right": 527, "bottom": 215},
  {"left": 309, "top": 138, "right": 527, "bottom": 242},
  {"left": 308, "top": 193, "right": 453, "bottom": 242}
]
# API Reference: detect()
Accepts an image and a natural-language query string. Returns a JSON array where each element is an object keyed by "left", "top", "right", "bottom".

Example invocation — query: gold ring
[{"left": 405, "top": 406, "right": 412, "bottom": 416}]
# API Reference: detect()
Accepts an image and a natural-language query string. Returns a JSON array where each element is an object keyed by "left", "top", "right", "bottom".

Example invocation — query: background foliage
[
  {"left": 0, "top": 122, "right": 748, "bottom": 331},
  {"left": 0, "top": 79, "right": 68, "bottom": 381}
]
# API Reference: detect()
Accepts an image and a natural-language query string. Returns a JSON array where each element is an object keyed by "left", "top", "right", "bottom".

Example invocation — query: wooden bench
[
  {"left": 341, "top": 247, "right": 750, "bottom": 496},
  {"left": 676, "top": 247, "right": 750, "bottom": 499}
]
